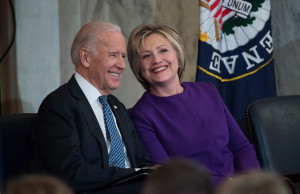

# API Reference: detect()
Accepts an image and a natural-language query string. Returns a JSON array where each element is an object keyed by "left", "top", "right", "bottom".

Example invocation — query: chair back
[
  {"left": 247, "top": 95, "right": 300, "bottom": 192},
  {"left": 0, "top": 113, "right": 37, "bottom": 191}
]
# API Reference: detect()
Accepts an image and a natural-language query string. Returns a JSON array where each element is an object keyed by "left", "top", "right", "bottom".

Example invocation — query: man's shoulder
[
  {"left": 40, "top": 78, "right": 81, "bottom": 108},
  {"left": 44, "top": 82, "right": 72, "bottom": 101},
  {"left": 36, "top": 79, "right": 88, "bottom": 117},
  {"left": 44, "top": 76, "right": 80, "bottom": 99}
]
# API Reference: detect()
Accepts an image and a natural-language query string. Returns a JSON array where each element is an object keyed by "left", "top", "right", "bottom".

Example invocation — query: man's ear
[{"left": 80, "top": 48, "right": 90, "bottom": 67}]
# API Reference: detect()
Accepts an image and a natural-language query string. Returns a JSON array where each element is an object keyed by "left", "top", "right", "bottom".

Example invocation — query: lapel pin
[{"left": 114, "top": 105, "right": 117, "bottom": 109}]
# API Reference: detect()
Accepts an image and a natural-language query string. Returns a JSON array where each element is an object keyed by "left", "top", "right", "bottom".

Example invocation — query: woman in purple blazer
[{"left": 127, "top": 24, "right": 260, "bottom": 186}]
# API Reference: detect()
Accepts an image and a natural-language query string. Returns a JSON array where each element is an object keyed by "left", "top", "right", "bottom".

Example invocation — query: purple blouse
[{"left": 129, "top": 82, "right": 260, "bottom": 186}]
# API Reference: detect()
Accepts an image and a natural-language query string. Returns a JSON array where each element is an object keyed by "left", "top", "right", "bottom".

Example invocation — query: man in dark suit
[{"left": 30, "top": 21, "right": 152, "bottom": 194}]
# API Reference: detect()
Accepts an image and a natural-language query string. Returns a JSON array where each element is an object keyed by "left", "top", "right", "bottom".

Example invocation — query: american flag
[{"left": 207, "top": 0, "right": 235, "bottom": 31}]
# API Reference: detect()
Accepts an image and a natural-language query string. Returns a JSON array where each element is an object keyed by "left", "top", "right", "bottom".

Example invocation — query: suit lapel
[
  {"left": 107, "top": 95, "right": 126, "bottom": 138},
  {"left": 68, "top": 76, "right": 109, "bottom": 167}
]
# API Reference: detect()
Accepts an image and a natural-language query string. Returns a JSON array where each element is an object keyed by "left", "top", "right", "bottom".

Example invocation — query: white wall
[{"left": 15, "top": 0, "right": 60, "bottom": 112}]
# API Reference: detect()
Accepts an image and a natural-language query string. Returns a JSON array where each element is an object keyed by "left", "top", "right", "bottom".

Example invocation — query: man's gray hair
[{"left": 71, "top": 21, "right": 121, "bottom": 65}]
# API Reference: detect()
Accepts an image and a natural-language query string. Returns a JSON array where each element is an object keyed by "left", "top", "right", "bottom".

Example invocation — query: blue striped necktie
[{"left": 98, "top": 96, "right": 126, "bottom": 168}]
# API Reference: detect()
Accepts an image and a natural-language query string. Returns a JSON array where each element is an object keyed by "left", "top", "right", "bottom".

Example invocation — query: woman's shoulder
[
  {"left": 182, "top": 81, "right": 217, "bottom": 91},
  {"left": 182, "top": 82, "right": 222, "bottom": 103},
  {"left": 130, "top": 91, "right": 153, "bottom": 111}
]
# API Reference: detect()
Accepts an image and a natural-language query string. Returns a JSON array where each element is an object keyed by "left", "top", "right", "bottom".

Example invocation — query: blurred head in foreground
[
  {"left": 142, "top": 158, "right": 213, "bottom": 194},
  {"left": 216, "top": 171, "right": 291, "bottom": 194},
  {"left": 4, "top": 174, "right": 74, "bottom": 194}
]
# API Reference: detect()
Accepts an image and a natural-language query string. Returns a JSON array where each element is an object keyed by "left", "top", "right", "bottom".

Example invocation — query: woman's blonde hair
[{"left": 127, "top": 24, "right": 186, "bottom": 91}]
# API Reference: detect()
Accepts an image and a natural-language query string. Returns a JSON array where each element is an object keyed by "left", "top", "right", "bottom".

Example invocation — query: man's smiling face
[{"left": 87, "top": 31, "right": 127, "bottom": 95}]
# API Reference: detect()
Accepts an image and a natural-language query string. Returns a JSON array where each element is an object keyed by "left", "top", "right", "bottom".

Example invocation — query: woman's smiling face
[{"left": 139, "top": 33, "right": 179, "bottom": 87}]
